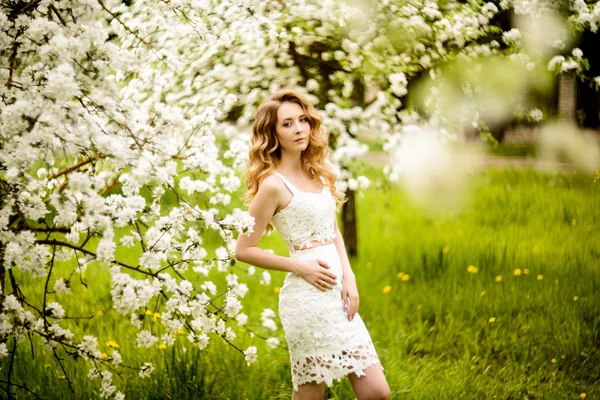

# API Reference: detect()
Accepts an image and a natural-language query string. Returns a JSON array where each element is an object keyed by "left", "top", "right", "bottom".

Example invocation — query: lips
[{"left": 294, "top": 138, "right": 305, "bottom": 142}]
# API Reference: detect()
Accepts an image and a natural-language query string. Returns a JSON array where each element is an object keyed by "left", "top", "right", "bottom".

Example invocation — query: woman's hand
[
  {"left": 341, "top": 274, "right": 359, "bottom": 321},
  {"left": 294, "top": 259, "right": 337, "bottom": 291}
]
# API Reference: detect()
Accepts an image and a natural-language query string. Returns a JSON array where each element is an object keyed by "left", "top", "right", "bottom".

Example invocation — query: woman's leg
[
  {"left": 348, "top": 364, "right": 391, "bottom": 400},
  {"left": 292, "top": 381, "right": 326, "bottom": 400}
]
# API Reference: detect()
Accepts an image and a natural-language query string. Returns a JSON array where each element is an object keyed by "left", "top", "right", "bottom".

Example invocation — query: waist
[
  {"left": 289, "top": 242, "right": 337, "bottom": 258},
  {"left": 290, "top": 237, "right": 335, "bottom": 252}
]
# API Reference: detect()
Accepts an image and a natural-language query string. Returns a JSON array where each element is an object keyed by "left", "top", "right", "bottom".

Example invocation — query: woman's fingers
[
  {"left": 341, "top": 290, "right": 348, "bottom": 309},
  {"left": 303, "top": 260, "right": 337, "bottom": 290},
  {"left": 350, "top": 297, "right": 359, "bottom": 320},
  {"left": 321, "top": 274, "right": 337, "bottom": 285},
  {"left": 313, "top": 279, "right": 330, "bottom": 291},
  {"left": 312, "top": 260, "right": 337, "bottom": 283}
]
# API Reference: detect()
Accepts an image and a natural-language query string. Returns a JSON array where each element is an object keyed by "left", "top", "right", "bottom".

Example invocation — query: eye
[
  {"left": 300, "top": 117, "right": 308, "bottom": 123},
  {"left": 283, "top": 122, "right": 291, "bottom": 127}
]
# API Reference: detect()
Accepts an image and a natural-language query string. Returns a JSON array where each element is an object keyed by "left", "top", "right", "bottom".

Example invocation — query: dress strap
[{"left": 273, "top": 172, "right": 299, "bottom": 195}]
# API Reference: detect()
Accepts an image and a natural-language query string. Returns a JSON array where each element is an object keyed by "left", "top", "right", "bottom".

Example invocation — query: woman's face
[{"left": 275, "top": 101, "right": 310, "bottom": 153}]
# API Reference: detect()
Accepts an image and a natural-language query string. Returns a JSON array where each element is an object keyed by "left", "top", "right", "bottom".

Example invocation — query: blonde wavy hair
[{"left": 243, "top": 89, "right": 345, "bottom": 233}]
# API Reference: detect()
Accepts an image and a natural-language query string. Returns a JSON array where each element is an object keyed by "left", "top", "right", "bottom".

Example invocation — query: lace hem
[
  {"left": 290, "top": 345, "right": 382, "bottom": 391},
  {"left": 287, "top": 231, "right": 337, "bottom": 251}
]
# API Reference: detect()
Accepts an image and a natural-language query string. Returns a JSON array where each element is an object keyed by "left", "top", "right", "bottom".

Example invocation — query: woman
[{"left": 235, "top": 89, "right": 390, "bottom": 400}]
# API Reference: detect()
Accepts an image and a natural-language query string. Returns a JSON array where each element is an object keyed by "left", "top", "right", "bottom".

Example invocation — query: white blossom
[
  {"left": 266, "top": 337, "right": 280, "bottom": 349},
  {"left": 224, "top": 295, "right": 243, "bottom": 317},
  {"left": 99, "top": 371, "right": 116, "bottom": 398},
  {"left": 46, "top": 302, "right": 65, "bottom": 319},
  {"left": 528, "top": 108, "right": 544, "bottom": 122},
  {"left": 139, "top": 362, "right": 155, "bottom": 378},
  {"left": 259, "top": 271, "right": 271, "bottom": 286},
  {"left": 77, "top": 336, "right": 102, "bottom": 360},
  {"left": 53, "top": 278, "right": 70, "bottom": 294},
  {"left": 0, "top": 343, "right": 8, "bottom": 358},
  {"left": 244, "top": 346, "right": 258, "bottom": 366},
  {"left": 236, "top": 313, "right": 248, "bottom": 326},
  {"left": 136, "top": 330, "right": 158, "bottom": 348}
]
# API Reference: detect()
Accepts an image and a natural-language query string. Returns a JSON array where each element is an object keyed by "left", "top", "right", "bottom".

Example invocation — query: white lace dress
[{"left": 270, "top": 172, "right": 382, "bottom": 392}]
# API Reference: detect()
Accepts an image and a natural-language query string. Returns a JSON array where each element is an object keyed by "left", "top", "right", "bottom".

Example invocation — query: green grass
[
  {"left": 485, "top": 142, "right": 538, "bottom": 158},
  {"left": 3, "top": 167, "right": 600, "bottom": 399}
]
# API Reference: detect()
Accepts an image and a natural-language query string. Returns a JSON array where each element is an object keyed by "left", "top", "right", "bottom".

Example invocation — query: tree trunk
[{"left": 342, "top": 189, "right": 357, "bottom": 257}]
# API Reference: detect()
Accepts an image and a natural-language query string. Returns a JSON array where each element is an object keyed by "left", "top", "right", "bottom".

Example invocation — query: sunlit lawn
[{"left": 4, "top": 166, "right": 600, "bottom": 399}]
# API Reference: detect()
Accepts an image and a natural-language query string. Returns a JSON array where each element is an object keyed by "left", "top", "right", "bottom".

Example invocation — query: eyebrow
[{"left": 281, "top": 114, "right": 307, "bottom": 122}]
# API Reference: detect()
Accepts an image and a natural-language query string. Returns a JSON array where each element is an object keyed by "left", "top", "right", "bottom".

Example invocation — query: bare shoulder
[{"left": 256, "top": 174, "right": 286, "bottom": 198}]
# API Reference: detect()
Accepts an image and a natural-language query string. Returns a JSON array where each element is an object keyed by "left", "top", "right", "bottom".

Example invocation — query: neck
[{"left": 277, "top": 150, "right": 303, "bottom": 175}]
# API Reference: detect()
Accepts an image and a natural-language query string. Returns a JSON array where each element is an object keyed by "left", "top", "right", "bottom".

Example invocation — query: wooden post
[{"left": 558, "top": 74, "right": 577, "bottom": 121}]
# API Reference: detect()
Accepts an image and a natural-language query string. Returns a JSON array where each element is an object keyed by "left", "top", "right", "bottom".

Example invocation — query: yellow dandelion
[
  {"left": 401, "top": 274, "right": 410, "bottom": 281},
  {"left": 580, "top": 393, "right": 587, "bottom": 399},
  {"left": 495, "top": 275, "right": 502, "bottom": 282},
  {"left": 366, "top": 262, "right": 372, "bottom": 269},
  {"left": 176, "top": 329, "right": 184, "bottom": 335},
  {"left": 573, "top": 296, "right": 579, "bottom": 301},
  {"left": 59, "top": 375, "right": 66, "bottom": 380},
  {"left": 104, "top": 340, "right": 119, "bottom": 349},
  {"left": 537, "top": 274, "right": 544, "bottom": 280},
  {"left": 443, "top": 246, "right": 450, "bottom": 254},
  {"left": 514, "top": 268, "right": 522, "bottom": 276},
  {"left": 467, "top": 265, "right": 478, "bottom": 274},
  {"left": 572, "top": 219, "right": 577, "bottom": 225},
  {"left": 273, "top": 287, "right": 280, "bottom": 294},
  {"left": 159, "top": 344, "right": 167, "bottom": 350},
  {"left": 383, "top": 285, "right": 392, "bottom": 294},
  {"left": 145, "top": 310, "right": 152, "bottom": 315},
  {"left": 480, "top": 291, "right": 486, "bottom": 296},
  {"left": 397, "top": 272, "right": 405, "bottom": 279},
  {"left": 551, "top": 358, "right": 557, "bottom": 363},
  {"left": 153, "top": 312, "right": 161, "bottom": 322},
  {"left": 101, "top": 353, "right": 108, "bottom": 360},
  {"left": 45, "top": 364, "right": 51, "bottom": 368},
  {"left": 96, "top": 310, "right": 103, "bottom": 317},
  {"left": 488, "top": 317, "right": 496, "bottom": 323},
  {"left": 523, "top": 269, "right": 529, "bottom": 275}
]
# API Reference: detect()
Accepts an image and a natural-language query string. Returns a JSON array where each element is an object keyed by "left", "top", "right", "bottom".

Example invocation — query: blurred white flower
[
  {"left": 537, "top": 122, "right": 600, "bottom": 174},
  {"left": 139, "top": 362, "right": 155, "bottom": 378},
  {"left": 236, "top": 313, "right": 248, "bottom": 326},
  {"left": 244, "top": 346, "right": 258, "bottom": 366},
  {"left": 384, "top": 124, "right": 474, "bottom": 214},
  {"left": 136, "top": 330, "right": 158, "bottom": 348},
  {"left": 0, "top": 343, "right": 8, "bottom": 358},
  {"left": 266, "top": 337, "right": 280, "bottom": 349},
  {"left": 53, "top": 278, "right": 70, "bottom": 294},
  {"left": 528, "top": 108, "right": 544, "bottom": 122},
  {"left": 259, "top": 271, "right": 271, "bottom": 286}
]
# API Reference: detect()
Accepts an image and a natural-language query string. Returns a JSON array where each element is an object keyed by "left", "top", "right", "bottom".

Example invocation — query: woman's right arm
[{"left": 234, "top": 176, "right": 337, "bottom": 290}]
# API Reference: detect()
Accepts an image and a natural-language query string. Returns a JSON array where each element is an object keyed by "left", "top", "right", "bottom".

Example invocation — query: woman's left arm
[{"left": 333, "top": 217, "right": 359, "bottom": 321}]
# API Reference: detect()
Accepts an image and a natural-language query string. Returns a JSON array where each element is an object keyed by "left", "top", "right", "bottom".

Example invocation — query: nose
[{"left": 294, "top": 121, "right": 304, "bottom": 133}]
